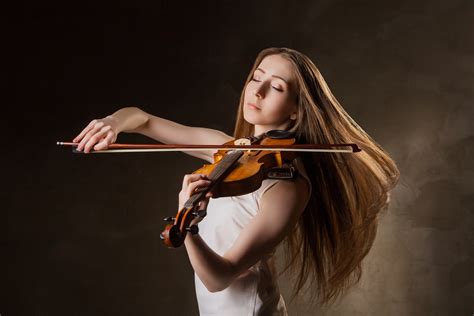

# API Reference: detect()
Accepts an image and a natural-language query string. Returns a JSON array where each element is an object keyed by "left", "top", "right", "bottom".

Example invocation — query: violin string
[
  {"left": 186, "top": 150, "right": 243, "bottom": 206},
  {"left": 185, "top": 150, "right": 244, "bottom": 208},
  {"left": 185, "top": 152, "right": 236, "bottom": 207}
]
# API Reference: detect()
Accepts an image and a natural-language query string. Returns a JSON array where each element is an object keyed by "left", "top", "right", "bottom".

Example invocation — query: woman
[{"left": 73, "top": 47, "right": 400, "bottom": 315}]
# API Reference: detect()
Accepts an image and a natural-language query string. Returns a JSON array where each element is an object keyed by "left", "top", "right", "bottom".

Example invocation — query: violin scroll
[{"left": 160, "top": 205, "right": 208, "bottom": 248}]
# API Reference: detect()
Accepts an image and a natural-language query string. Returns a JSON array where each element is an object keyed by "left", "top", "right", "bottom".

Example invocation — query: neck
[{"left": 253, "top": 122, "right": 292, "bottom": 137}]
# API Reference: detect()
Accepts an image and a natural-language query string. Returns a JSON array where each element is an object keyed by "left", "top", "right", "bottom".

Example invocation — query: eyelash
[{"left": 251, "top": 78, "right": 283, "bottom": 92}]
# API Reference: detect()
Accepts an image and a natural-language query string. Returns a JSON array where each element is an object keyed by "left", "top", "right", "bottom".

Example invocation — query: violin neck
[{"left": 184, "top": 150, "right": 244, "bottom": 208}]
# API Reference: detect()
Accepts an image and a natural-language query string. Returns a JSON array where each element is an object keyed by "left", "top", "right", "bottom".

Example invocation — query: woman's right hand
[{"left": 73, "top": 115, "right": 119, "bottom": 153}]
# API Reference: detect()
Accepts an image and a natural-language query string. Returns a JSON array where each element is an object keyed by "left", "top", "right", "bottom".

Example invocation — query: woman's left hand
[{"left": 179, "top": 173, "right": 213, "bottom": 225}]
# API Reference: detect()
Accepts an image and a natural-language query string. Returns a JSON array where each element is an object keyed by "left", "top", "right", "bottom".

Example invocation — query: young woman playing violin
[{"left": 72, "top": 47, "right": 399, "bottom": 315}]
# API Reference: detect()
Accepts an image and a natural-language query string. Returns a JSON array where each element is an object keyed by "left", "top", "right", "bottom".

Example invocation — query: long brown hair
[{"left": 233, "top": 47, "right": 400, "bottom": 304}]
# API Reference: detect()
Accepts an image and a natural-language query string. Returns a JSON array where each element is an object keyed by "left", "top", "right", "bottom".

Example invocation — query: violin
[
  {"left": 158, "top": 130, "right": 359, "bottom": 248},
  {"left": 57, "top": 130, "right": 361, "bottom": 248}
]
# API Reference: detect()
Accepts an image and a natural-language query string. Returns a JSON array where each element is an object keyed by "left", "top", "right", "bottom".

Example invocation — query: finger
[
  {"left": 77, "top": 121, "right": 105, "bottom": 151},
  {"left": 182, "top": 174, "right": 206, "bottom": 189},
  {"left": 73, "top": 119, "right": 97, "bottom": 143},
  {"left": 73, "top": 120, "right": 95, "bottom": 143},
  {"left": 186, "top": 179, "right": 211, "bottom": 197},
  {"left": 186, "top": 180, "right": 211, "bottom": 199},
  {"left": 94, "top": 130, "right": 115, "bottom": 151},
  {"left": 198, "top": 197, "right": 210, "bottom": 211},
  {"left": 83, "top": 125, "right": 111, "bottom": 153}
]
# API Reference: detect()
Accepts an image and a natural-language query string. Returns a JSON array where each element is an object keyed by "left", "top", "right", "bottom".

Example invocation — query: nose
[{"left": 254, "top": 84, "right": 265, "bottom": 99}]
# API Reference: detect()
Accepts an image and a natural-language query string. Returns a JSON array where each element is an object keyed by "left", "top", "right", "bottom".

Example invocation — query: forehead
[{"left": 256, "top": 54, "right": 296, "bottom": 83}]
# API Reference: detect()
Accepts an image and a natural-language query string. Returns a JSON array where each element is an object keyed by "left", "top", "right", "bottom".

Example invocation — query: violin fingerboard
[{"left": 185, "top": 150, "right": 244, "bottom": 208}]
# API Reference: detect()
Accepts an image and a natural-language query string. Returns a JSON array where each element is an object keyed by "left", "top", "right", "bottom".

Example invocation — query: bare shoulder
[{"left": 260, "top": 173, "right": 311, "bottom": 218}]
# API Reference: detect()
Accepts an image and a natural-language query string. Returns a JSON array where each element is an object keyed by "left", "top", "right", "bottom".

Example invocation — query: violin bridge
[
  {"left": 234, "top": 138, "right": 251, "bottom": 146},
  {"left": 267, "top": 164, "right": 297, "bottom": 179}
]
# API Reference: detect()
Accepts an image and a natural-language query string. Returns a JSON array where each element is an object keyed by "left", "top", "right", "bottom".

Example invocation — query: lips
[{"left": 247, "top": 102, "right": 261, "bottom": 110}]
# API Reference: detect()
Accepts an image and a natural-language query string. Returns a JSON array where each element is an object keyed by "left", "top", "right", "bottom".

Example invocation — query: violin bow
[{"left": 56, "top": 142, "right": 362, "bottom": 153}]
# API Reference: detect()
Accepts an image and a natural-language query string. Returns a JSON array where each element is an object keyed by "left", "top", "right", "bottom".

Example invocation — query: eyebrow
[{"left": 255, "top": 68, "right": 289, "bottom": 84}]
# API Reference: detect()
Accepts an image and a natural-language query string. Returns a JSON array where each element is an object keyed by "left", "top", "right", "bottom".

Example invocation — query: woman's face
[{"left": 243, "top": 54, "right": 298, "bottom": 135}]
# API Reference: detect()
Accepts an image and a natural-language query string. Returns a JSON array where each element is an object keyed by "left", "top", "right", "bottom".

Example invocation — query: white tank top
[{"left": 194, "top": 156, "right": 312, "bottom": 316}]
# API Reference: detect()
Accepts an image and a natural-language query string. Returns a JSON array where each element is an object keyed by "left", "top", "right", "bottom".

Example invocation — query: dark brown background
[{"left": 3, "top": 0, "right": 473, "bottom": 315}]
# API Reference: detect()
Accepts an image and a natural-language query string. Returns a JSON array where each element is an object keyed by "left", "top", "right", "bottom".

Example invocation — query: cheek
[
  {"left": 244, "top": 83, "right": 252, "bottom": 98},
  {"left": 264, "top": 96, "right": 293, "bottom": 117},
  {"left": 244, "top": 81, "right": 252, "bottom": 95}
]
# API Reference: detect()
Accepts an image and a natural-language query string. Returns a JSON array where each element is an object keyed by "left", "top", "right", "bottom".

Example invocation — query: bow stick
[{"left": 56, "top": 142, "right": 362, "bottom": 153}]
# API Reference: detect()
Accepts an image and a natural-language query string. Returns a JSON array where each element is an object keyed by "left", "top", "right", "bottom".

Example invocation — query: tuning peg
[
  {"left": 191, "top": 210, "right": 207, "bottom": 218},
  {"left": 185, "top": 225, "right": 199, "bottom": 235},
  {"left": 163, "top": 216, "right": 175, "bottom": 222}
]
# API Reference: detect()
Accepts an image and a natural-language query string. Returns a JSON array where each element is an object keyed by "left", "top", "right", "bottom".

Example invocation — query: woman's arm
[
  {"left": 183, "top": 174, "right": 310, "bottom": 292},
  {"left": 132, "top": 107, "right": 233, "bottom": 162},
  {"left": 74, "top": 107, "right": 233, "bottom": 162}
]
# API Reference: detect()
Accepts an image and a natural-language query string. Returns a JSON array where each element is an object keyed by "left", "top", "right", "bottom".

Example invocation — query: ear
[{"left": 290, "top": 111, "right": 297, "bottom": 120}]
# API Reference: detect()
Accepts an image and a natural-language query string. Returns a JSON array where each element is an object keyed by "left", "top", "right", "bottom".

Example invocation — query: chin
[{"left": 243, "top": 110, "right": 264, "bottom": 126}]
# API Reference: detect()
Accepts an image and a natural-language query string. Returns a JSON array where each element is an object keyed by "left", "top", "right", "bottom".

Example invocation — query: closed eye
[{"left": 251, "top": 78, "right": 283, "bottom": 92}]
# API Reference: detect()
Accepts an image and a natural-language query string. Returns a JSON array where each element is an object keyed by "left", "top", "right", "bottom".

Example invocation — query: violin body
[{"left": 194, "top": 137, "right": 298, "bottom": 198}]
